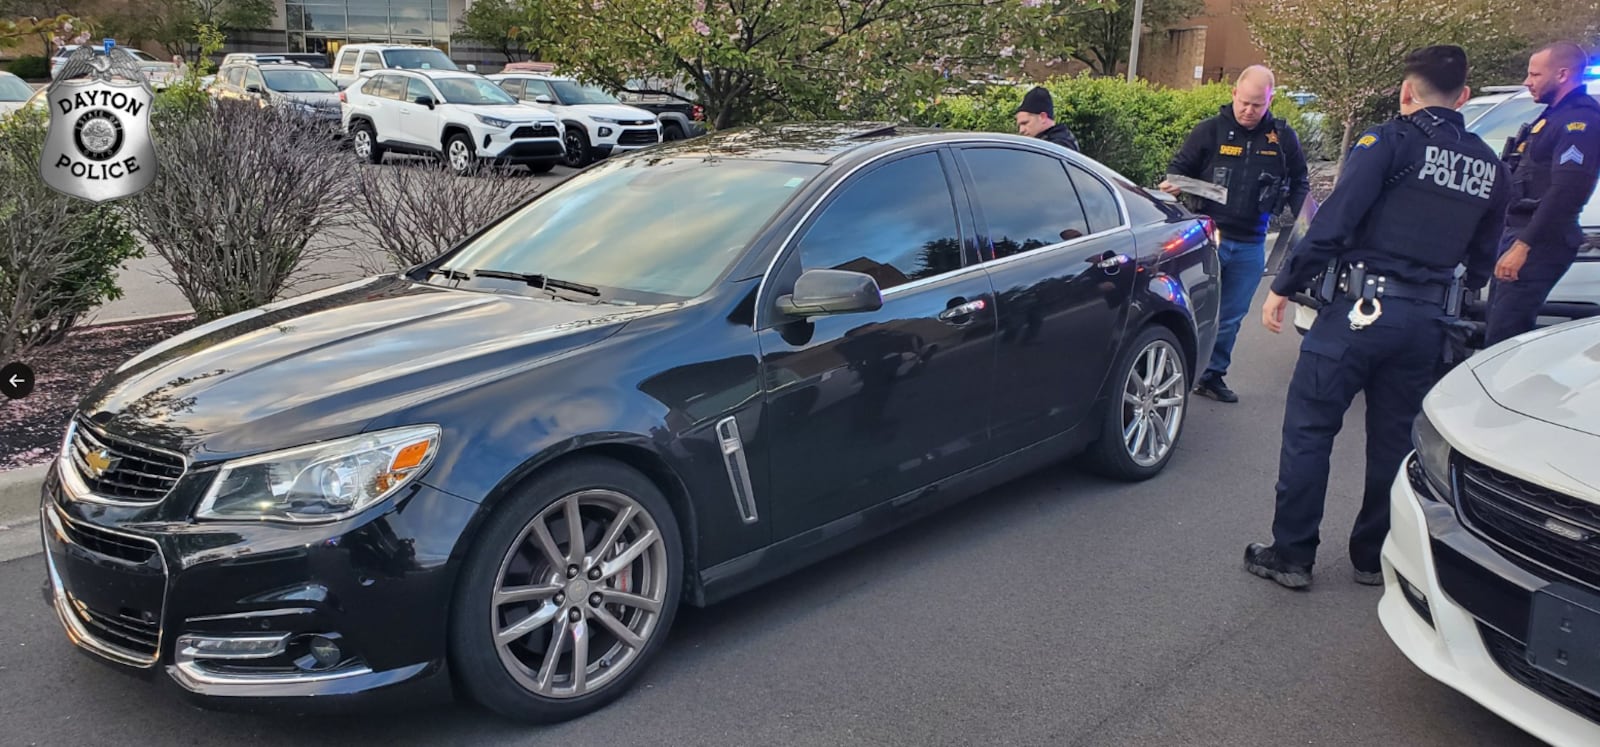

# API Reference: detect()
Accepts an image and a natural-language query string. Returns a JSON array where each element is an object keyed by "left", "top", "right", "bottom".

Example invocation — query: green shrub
[
  {"left": 0, "top": 107, "right": 142, "bottom": 359},
  {"left": 7, "top": 55, "right": 48, "bottom": 80},
  {"left": 914, "top": 74, "right": 1335, "bottom": 185}
]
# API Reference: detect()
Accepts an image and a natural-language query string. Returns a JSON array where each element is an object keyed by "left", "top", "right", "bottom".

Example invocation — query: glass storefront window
[
  {"left": 301, "top": 4, "right": 348, "bottom": 33},
  {"left": 347, "top": 7, "right": 388, "bottom": 34},
  {"left": 287, "top": 0, "right": 454, "bottom": 55}
]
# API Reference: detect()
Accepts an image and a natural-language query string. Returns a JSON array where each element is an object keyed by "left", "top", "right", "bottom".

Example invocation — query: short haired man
[
  {"left": 1247, "top": 46, "right": 1510, "bottom": 589},
  {"left": 1483, "top": 41, "right": 1600, "bottom": 346},
  {"left": 1015, "top": 86, "right": 1079, "bottom": 151},
  {"left": 1160, "top": 65, "right": 1311, "bottom": 403}
]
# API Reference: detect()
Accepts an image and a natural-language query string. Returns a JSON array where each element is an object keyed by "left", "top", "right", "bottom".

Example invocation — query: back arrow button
[{"left": 1, "top": 362, "right": 35, "bottom": 399}]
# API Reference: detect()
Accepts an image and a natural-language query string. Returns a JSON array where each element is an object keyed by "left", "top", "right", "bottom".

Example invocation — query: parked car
[
  {"left": 209, "top": 59, "right": 343, "bottom": 134},
  {"left": 487, "top": 73, "right": 662, "bottom": 168},
  {"left": 329, "top": 43, "right": 468, "bottom": 89},
  {"left": 0, "top": 71, "right": 32, "bottom": 118},
  {"left": 341, "top": 69, "right": 564, "bottom": 174},
  {"left": 614, "top": 76, "right": 707, "bottom": 141},
  {"left": 1381, "top": 315, "right": 1600, "bottom": 747},
  {"left": 37, "top": 123, "right": 1219, "bottom": 723},
  {"left": 220, "top": 52, "right": 330, "bottom": 71}
]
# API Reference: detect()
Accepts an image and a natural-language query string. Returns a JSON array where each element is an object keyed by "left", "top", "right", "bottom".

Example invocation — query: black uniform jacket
[
  {"left": 1272, "top": 107, "right": 1511, "bottom": 296},
  {"left": 1167, "top": 104, "right": 1311, "bottom": 243},
  {"left": 1505, "top": 84, "right": 1600, "bottom": 267}
]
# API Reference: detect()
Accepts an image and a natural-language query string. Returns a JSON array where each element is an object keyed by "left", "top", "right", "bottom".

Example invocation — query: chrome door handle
[
  {"left": 938, "top": 299, "right": 987, "bottom": 321},
  {"left": 1093, "top": 253, "right": 1131, "bottom": 270}
]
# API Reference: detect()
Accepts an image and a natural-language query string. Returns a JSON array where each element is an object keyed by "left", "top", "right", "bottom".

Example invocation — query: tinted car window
[
  {"left": 794, "top": 152, "right": 964, "bottom": 291},
  {"left": 962, "top": 147, "right": 1089, "bottom": 258},
  {"left": 440, "top": 157, "right": 824, "bottom": 301},
  {"left": 497, "top": 79, "right": 524, "bottom": 98},
  {"left": 1067, "top": 164, "right": 1123, "bottom": 233},
  {"left": 375, "top": 75, "right": 406, "bottom": 100},
  {"left": 406, "top": 78, "right": 431, "bottom": 103}
]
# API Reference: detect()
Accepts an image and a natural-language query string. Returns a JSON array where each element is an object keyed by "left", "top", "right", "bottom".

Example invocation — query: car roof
[{"left": 606, "top": 121, "right": 1086, "bottom": 167}]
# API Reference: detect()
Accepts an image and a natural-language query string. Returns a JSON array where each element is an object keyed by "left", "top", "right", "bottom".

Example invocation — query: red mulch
[{"left": 0, "top": 314, "right": 199, "bottom": 472}]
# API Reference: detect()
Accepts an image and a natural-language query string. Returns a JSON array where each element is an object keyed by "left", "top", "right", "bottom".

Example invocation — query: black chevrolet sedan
[{"left": 39, "top": 122, "right": 1220, "bottom": 722}]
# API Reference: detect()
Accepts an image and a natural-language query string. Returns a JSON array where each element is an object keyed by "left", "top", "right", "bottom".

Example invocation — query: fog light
[
  {"left": 297, "top": 635, "right": 343, "bottom": 671},
  {"left": 598, "top": 126, "right": 613, "bottom": 137},
  {"left": 1396, "top": 572, "right": 1435, "bottom": 628}
]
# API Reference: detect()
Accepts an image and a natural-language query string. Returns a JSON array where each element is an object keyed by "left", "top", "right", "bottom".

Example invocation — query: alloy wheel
[
  {"left": 449, "top": 140, "right": 472, "bottom": 173},
  {"left": 1121, "top": 339, "right": 1186, "bottom": 467},
  {"left": 353, "top": 129, "right": 371, "bottom": 158},
  {"left": 490, "top": 489, "right": 668, "bottom": 699}
]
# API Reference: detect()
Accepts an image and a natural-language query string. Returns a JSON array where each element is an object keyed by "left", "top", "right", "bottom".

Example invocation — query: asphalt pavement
[{"left": 0, "top": 278, "right": 1546, "bottom": 746}]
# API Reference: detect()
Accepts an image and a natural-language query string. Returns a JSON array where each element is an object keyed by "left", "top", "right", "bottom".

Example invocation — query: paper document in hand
[{"left": 1164, "top": 174, "right": 1227, "bottom": 204}]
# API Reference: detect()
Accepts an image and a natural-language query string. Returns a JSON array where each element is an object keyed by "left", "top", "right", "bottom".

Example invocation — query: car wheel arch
[
  {"left": 450, "top": 439, "right": 706, "bottom": 608},
  {"left": 1143, "top": 309, "right": 1198, "bottom": 381},
  {"left": 441, "top": 124, "right": 472, "bottom": 148}
]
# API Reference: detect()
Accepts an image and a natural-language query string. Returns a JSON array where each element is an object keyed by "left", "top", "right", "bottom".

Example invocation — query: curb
[
  {"left": 0, "top": 464, "right": 47, "bottom": 521},
  {"left": 80, "top": 310, "right": 196, "bottom": 328}
]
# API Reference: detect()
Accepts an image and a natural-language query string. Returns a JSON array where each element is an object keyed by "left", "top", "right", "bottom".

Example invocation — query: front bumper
[
  {"left": 38, "top": 459, "right": 477, "bottom": 707},
  {"left": 1379, "top": 453, "right": 1600, "bottom": 746}
]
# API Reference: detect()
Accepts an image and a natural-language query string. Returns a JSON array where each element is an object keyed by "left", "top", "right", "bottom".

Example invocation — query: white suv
[
  {"left": 340, "top": 69, "right": 565, "bottom": 175},
  {"left": 487, "top": 73, "right": 662, "bottom": 168}
]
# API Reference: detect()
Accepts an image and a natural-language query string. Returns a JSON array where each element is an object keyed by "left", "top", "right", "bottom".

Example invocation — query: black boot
[
  {"left": 1196, "top": 372, "right": 1238, "bottom": 403},
  {"left": 1244, "top": 543, "right": 1312, "bottom": 589}
]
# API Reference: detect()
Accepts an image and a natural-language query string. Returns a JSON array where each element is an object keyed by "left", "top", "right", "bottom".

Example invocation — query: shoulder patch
[
  {"left": 1561, "top": 144, "right": 1585, "bottom": 165},
  {"left": 1569, "top": 121, "right": 1588, "bottom": 132},
  {"left": 1355, "top": 133, "right": 1378, "bottom": 149},
  {"left": 1533, "top": 118, "right": 1547, "bottom": 134}
]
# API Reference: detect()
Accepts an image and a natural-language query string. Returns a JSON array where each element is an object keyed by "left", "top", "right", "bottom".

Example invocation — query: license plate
[{"left": 1526, "top": 582, "right": 1600, "bottom": 698}]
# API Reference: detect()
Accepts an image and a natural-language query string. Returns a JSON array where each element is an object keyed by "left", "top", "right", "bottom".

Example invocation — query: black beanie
[{"left": 1017, "top": 86, "right": 1053, "bottom": 118}]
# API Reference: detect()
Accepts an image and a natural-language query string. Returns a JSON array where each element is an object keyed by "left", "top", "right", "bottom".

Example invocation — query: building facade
[{"left": 236, "top": 0, "right": 487, "bottom": 63}]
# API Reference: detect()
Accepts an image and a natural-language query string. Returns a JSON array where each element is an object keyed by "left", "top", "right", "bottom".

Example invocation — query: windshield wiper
[
  {"left": 471, "top": 269, "right": 601, "bottom": 297},
  {"left": 426, "top": 267, "right": 469, "bottom": 281}
]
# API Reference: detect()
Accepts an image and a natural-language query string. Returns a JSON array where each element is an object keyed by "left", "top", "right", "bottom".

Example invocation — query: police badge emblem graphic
[{"left": 39, "top": 45, "right": 159, "bottom": 203}]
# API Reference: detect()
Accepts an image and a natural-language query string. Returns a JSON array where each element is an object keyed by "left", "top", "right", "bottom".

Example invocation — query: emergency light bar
[{"left": 1586, "top": 64, "right": 1600, "bottom": 79}]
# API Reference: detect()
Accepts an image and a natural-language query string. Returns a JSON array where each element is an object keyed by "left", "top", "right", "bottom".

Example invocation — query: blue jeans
[{"left": 1205, "top": 236, "right": 1267, "bottom": 379}]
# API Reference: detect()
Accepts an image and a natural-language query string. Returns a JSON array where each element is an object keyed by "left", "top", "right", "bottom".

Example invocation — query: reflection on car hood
[
  {"left": 1470, "top": 317, "right": 1600, "bottom": 435},
  {"left": 78, "top": 276, "right": 662, "bottom": 460}
]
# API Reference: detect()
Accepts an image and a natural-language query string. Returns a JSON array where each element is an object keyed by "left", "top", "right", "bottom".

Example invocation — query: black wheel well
[
  {"left": 562, "top": 120, "right": 587, "bottom": 135},
  {"left": 441, "top": 125, "right": 471, "bottom": 146},
  {"left": 1144, "top": 310, "right": 1198, "bottom": 378},
  {"left": 475, "top": 443, "right": 704, "bottom": 607}
]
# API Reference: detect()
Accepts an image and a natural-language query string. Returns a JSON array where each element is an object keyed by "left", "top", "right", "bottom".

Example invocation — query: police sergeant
[
  {"left": 1483, "top": 41, "right": 1600, "bottom": 346},
  {"left": 1247, "top": 45, "right": 1511, "bottom": 589}
]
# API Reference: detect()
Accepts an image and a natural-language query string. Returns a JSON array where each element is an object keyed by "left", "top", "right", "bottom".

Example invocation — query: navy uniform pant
[
  {"left": 1483, "top": 231, "right": 1575, "bottom": 348},
  {"left": 1270, "top": 295, "right": 1445, "bottom": 572}
]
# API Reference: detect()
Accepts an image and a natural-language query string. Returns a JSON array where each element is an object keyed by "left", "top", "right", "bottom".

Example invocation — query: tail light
[
  {"left": 338, "top": 91, "right": 347, "bottom": 103},
  {"left": 1202, "top": 216, "right": 1219, "bottom": 247},
  {"left": 692, "top": 104, "right": 704, "bottom": 121}
]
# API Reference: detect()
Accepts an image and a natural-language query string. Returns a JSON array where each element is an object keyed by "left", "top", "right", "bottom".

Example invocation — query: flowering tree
[
  {"left": 454, "top": 0, "right": 556, "bottom": 63},
  {"left": 536, "top": 0, "right": 1096, "bottom": 130},
  {"left": 1241, "top": 0, "right": 1509, "bottom": 169},
  {"left": 1062, "top": 0, "right": 1203, "bottom": 77}
]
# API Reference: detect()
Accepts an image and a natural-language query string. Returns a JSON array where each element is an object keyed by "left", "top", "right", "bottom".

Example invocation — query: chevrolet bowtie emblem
[{"left": 83, "top": 449, "right": 116, "bottom": 478}]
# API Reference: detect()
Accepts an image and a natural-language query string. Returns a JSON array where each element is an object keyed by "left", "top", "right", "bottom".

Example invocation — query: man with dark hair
[
  {"left": 1483, "top": 41, "right": 1600, "bottom": 346},
  {"left": 1244, "top": 45, "right": 1511, "bottom": 590},
  {"left": 1160, "top": 65, "right": 1311, "bottom": 403},
  {"left": 1015, "top": 86, "right": 1079, "bottom": 151}
]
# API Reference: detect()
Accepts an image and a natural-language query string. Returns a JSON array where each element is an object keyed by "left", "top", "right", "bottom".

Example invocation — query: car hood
[
  {"left": 1469, "top": 317, "right": 1600, "bottom": 435},
  {"left": 471, "top": 104, "right": 556, "bottom": 124},
  {"left": 278, "top": 91, "right": 341, "bottom": 107},
  {"left": 570, "top": 103, "right": 658, "bottom": 123},
  {"left": 79, "top": 276, "right": 662, "bottom": 461}
]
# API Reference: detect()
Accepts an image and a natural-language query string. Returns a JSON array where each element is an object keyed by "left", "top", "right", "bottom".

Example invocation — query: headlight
[
  {"left": 476, "top": 114, "right": 512, "bottom": 128},
  {"left": 591, "top": 116, "right": 621, "bottom": 124},
  {"left": 1411, "top": 410, "right": 1452, "bottom": 499},
  {"left": 195, "top": 425, "right": 441, "bottom": 523}
]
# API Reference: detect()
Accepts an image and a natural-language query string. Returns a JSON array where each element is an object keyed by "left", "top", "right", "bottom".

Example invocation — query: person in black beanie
[{"left": 1015, "top": 86, "right": 1080, "bottom": 151}]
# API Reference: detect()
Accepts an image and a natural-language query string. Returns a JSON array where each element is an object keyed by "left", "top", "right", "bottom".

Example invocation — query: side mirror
[
  {"left": 776, "top": 269, "right": 883, "bottom": 318},
  {"left": 246, "top": 84, "right": 263, "bottom": 94},
  {"left": 535, "top": 94, "right": 553, "bottom": 104},
  {"left": 466, "top": 64, "right": 478, "bottom": 72},
  {"left": 415, "top": 95, "right": 435, "bottom": 109}
]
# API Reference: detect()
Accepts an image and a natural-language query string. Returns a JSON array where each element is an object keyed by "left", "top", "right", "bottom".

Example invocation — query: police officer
[
  {"left": 1015, "top": 86, "right": 1080, "bottom": 151},
  {"left": 1247, "top": 45, "right": 1510, "bottom": 589},
  {"left": 1160, "top": 65, "right": 1310, "bottom": 403},
  {"left": 1483, "top": 41, "right": 1600, "bottom": 346}
]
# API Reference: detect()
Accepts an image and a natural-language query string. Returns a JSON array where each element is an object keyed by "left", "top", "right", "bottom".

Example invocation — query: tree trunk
[{"left": 1337, "top": 118, "right": 1355, "bottom": 178}]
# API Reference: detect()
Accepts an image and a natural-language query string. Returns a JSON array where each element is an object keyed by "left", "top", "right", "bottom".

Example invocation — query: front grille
[
  {"left": 61, "top": 519, "right": 158, "bottom": 564},
  {"left": 511, "top": 124, "right": 558, "bottom": 139},
  {"left": 1455, "top": 457, "right": 1600, "bottom": 588},
  {"left": 69, "top": 595, "right": 160, "bottom": 657},
  {"left": 1480, "top": 623, "right": 1600, "bottom": 723},
  {"left": 618, "top": 129, "right": 660, "bottom": 146},
  {"left": 65, "top": 421, "right": 185, "bottom": 503}
]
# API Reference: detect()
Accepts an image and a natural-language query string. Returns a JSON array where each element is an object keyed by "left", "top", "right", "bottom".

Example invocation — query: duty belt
[{"left": 1336, "top": 263, "right": 1448, "bottom": 305}]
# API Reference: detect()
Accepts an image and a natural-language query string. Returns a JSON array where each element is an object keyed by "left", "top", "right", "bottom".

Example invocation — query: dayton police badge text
[{"left": 40, "top": 50, "right": 159, "bottom": 203}]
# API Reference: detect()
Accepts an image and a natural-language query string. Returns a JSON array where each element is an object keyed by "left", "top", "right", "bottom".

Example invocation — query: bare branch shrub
[
  {"left": 122, "top": 100, "right": 359, "bottom": 321},
  {"left": 351, "top": 161, "right": 545, "bottom": 275},
  {"left": 0, "top": 109, "right": 141, "bottom": 362}
]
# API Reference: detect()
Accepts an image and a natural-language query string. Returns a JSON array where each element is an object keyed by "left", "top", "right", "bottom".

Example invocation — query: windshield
[
  {"left": 550, "top": 80, "right": 621, "bottom": 105},
  {"left": 1458, "top": 98, "right": 1500, "bottom": 126},
  {"left": 435, "top": 77, "right": 517, "bottom": 105},
  {"left": 439, "top": 157, "right": 823, "bottom": 301},
  {"left": 0, "top": 75, "right": 30, "bottom": 101},
  {"left": 1467, "top": 97, "right": 1547, "bottom": 150},
  {"left": 263, "top": 70, "right": 338, "bottom": 93},
  {"left": 384, "top": 49, "right": 458, "bottom": 71}
]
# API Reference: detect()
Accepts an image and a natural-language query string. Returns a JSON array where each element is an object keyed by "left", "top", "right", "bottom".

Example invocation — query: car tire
[
  {"left": 449, "top": 455, "right": 683, "bottom": 723},
  {"left": 563, "top": 128, "right": 592, "bottom": 168},
  {"left": 352, "top": 121, "right": 384, "bottom": 164},
  {"left": 1082, "top": 324, "right": 1190, "bottom": 481},
  {"left": 527, "top": 160, "right": 556, "bottom": 175},
  {"left": 445, "top": 132, "right": 479, "bottom": 176},
  {"left": 662, "top": 122, "right": 685, "bottom": 141}
]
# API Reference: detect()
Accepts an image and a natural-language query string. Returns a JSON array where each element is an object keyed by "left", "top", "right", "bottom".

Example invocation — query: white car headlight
[
  {"left": 591, "top": 116, "right": 621, "bottom": 124},
  {"left": 476, "top": 114, "right": 512, "bottom": 128},
  {"left": 1411, "top": 410, "right": 1452, "bottom": 499},
  {"left": 196, "top": 425, "right": 441, "bottom": 523}
]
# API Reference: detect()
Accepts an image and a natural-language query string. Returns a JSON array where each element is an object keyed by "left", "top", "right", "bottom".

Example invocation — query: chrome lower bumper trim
[{"left": 41, "top": 505, "right": 161, "bottom": 669}]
